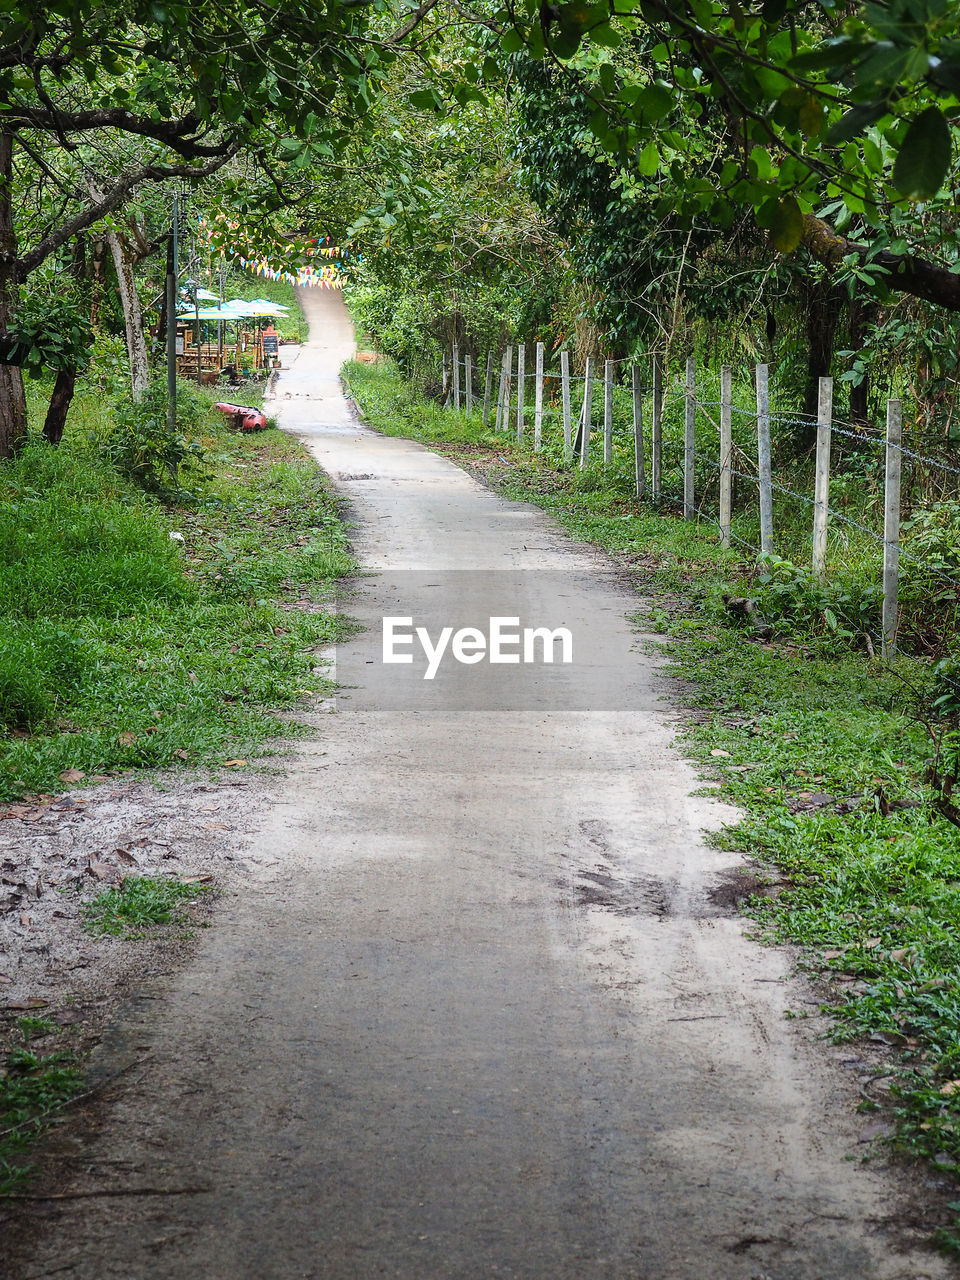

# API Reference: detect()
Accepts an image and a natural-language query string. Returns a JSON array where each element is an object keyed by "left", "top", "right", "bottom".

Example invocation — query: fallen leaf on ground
[
  {"left": 4, "top": 998, "right": 48, "bottom": 1010},
  {"left": 173, "top": 749, "right": 190, "bottom": 761},
  {"left": 89, "top": 861, "right": 118, "bottom": 881},
  {"left": 182, "top": 874, "right": 214, "bottom": 884},
  {"left": 710, "top": 749, "right": 731, "bottom": 758},
  {"left": 118, "top": 732, "right": 137, "bottom": 747},
  {"left": 59, "top": 769, "right": 85, "bottom": 784},
  {"left": 19, "top": 913, "right": 30, "bottom": 926},
  {"left": 114, "top": 848, "right": 138, "bottom": 865},
  {"left": 9, "top": 806, "right": 44, "bottom": 822},
  {"left": 223, "top": 760, "right": 247, "bottom": 768},
  {"left": 941, "top": 1080, "right": 960, "bottom": 1096}
]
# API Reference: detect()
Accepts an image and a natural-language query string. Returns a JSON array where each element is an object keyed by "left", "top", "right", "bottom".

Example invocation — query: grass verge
[
  {"left": 345, "top": 356, "right": 960, "bottom": 1248},
  {"left": 0, "top": 406, "right": 354, "bottom": 801}
]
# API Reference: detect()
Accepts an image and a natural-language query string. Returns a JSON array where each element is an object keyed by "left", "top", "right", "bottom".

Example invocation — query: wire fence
[{"left": 440, "top": 342, "right": 960, "bottom": 664}]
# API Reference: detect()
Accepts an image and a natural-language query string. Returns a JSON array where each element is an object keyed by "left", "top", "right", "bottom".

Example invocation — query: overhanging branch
[
  {"left": 801, "top": 215, "right": 960, "bottom": 312},
  {"left": 16, "top": 151, "right": 237, "bottom": 280}
]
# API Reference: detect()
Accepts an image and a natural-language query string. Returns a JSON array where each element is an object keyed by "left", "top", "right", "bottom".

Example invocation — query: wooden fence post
[
  {"left": 503, "top": 345, "right": 513, "bottom": 432},
  {"left": 482, "top": 351, "right": 494, "bottom": 427},
  {"left": 882, "top": 397, "right": 902, "bottom": 658},
  {"left": 464, "top": 353, "right": 473, "bottom": 414},
  {"left": 561, "top": 350, "right": 572, "bottom": 462},
  {"left": 603, "top": 359, "right": 614, "bottom": 466},
  {"left": 684, "top": 355, "right": 696, "bottom": 519},
  {"left": 652, "top": 353, "right": 663, "bottom": 500},
  {"left": 495, "top": 347, "right": 510, "bottom": 432},
  {"left": 719, "top": 365, "right": 732, "bottom": 548},
  {"left": 452, "top": 342, "right": 461, "bottom": 411},
  {"left": 534, "top": 341, "right": 544, "bottom": 451},
  {"left": 516, "top": 343, "right": 525, "bottom": 441},
  {"left": 812, "top": 376, "right": 833, "bottom": 579},
  {"left": 580, "top": 357, "right": 594, "bottom": 469},
  {"left": 632, "top": 363, "right": 645, "bottom": 499},
  {"left": 756, "top": 362, "right": 774, "bottom": 555}
]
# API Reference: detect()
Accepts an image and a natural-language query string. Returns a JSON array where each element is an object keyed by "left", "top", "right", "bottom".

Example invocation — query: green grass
[
  {"left": 82, "top": 875, "right": 210, "bottom": 938},
  {"left": 0, "top": 1027, "right": 84, "bottom": 1195},
  {"left": 0, "top": 394, "right": 354, "bottom": 801},
  {"left": 346, "top": 355, "right": 960, "bottom": 1249}
]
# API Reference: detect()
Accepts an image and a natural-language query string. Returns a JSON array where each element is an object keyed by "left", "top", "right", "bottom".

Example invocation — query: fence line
[{"left": 439, "top": 344, "right": 960, "bottom": 655}]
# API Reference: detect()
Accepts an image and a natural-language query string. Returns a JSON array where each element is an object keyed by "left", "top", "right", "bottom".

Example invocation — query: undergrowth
[{"left": 0, "top": 389, "right": 353, "bottom": 801}]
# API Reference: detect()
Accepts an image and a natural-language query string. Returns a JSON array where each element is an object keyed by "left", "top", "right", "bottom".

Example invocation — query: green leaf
[
  {"left": 798, "top": 96, "right": 823, "bottom": 138},
  {"left": 407, "top": 89, "right": 438, "bottom": 110},
  {"left": 637, "top": 83, "right": 672, "bottom": 123},
  {"left": 749, "top": 145, "right": 773, "bottom": 180},
  {"left": 590, "top": 21, "right": 622, "bottom": 48},
  {"left": 767, "top": 195, "right": 804, "bottom": 253},
  {"left": 892, "top": 107, "right": 952, "bottom": 200},
  {"left": 824, "top": 101, "right": 889, "bottom": 145},
  {"left": 636, "top": 140, "right": 660, "bottom": 176}
]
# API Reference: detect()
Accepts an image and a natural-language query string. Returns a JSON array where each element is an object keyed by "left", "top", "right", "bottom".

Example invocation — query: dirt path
[{"left": 10, "top": 290, "right": 953, "bottom": 1280}]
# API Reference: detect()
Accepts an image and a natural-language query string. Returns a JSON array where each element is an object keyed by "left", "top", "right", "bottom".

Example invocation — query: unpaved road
[{"left": 9, "top": 290, "right": 954, "bottom": 1280}]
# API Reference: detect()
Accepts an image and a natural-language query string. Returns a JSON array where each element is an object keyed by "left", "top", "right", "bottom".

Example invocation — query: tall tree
[{"left": 0, "top": 0, "right": 435, "bottom": 454}]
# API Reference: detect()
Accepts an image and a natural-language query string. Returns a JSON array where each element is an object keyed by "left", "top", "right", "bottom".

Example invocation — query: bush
[
  {"left": 750, "top": 554, "right": 882, "bottom": 641},
  {"left": 903, "top": 500, "right": 960, "bottom": 575},
  {"left": 101, "top": 378, "right": 208, "bottom": 496}
]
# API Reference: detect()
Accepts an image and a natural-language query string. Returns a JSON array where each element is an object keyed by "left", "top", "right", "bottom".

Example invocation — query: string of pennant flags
[{"left": 197, "top": 217, "right": 360, "bottom": 289}]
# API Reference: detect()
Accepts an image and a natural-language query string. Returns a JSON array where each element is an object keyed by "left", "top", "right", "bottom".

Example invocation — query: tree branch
[
  {"left": 384, "top": 0, "right": 442, "bottom": 45},
  {"left": 15, "top": 152, "right": 236, "bottom": 280},
  {"left": 801, "top": 215, "right": 960, "bottom": 312},
  {"left": 6, "top": 107, "right": 236, "bottom": 160}
]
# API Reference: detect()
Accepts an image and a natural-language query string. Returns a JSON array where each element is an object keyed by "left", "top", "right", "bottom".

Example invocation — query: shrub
[
  {"left": 750, "top": 554, "right": 882, "bottom": 641},
  {"left": 101, "top": 378, "right": 208, "bottom": 496}
]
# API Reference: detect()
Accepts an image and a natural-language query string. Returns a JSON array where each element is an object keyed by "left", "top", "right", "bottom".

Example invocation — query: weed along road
[{"left": 16, "top": 289, "right": 951, "bottom": 1280}]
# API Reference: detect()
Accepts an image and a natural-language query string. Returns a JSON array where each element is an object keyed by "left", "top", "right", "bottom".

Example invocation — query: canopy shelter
[
  {"left": 177, "top": 307, "right": 237, "bottom": 320},
  {"left": 223, "top": 299, "right": 288, "bottom": 316},
  {"left": 176, "top": 301, "right": 282, "bottom": 377},
  {"left": 175, "top": 307, "right": 251, "bottom": 380}
]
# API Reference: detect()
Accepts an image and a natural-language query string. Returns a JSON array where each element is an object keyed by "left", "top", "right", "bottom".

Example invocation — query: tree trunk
[
  {"left": 0, "top": 128, "right": 27, "bottom": 457},
  {"left": 105, "top": 228, "right": 150, "bottom": 401},
  {"left": 86, "top": 176, "right": 149, "bottom": 401},
  {"left": 89, "top": 238, "right": 106, "bottom": 329},
  {"left": 42, "top": 367, "right": 76, "bottom": 446},
  {"left": 801, "top": 282, "right": 842, "bottom": 435}
]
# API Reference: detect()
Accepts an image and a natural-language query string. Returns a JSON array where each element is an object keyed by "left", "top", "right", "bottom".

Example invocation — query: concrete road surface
[{"left": 12, "top": 289, "right": 952, "bottom": 1280}]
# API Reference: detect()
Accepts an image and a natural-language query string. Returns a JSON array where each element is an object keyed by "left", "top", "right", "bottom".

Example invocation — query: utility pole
[{"left": 166, "top": 192, "right": 179, "bottom": 434}]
